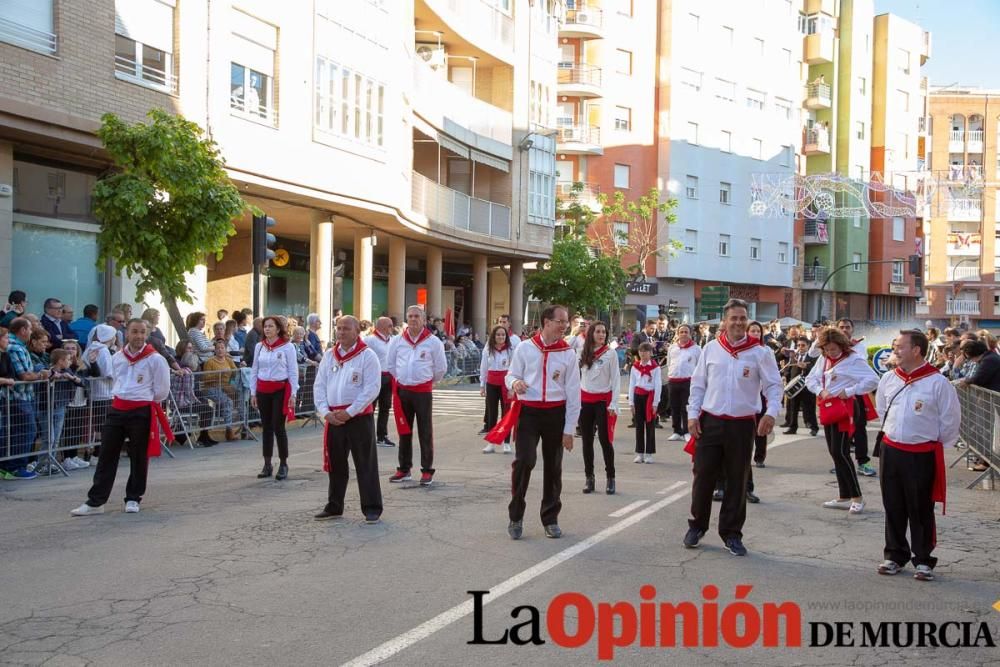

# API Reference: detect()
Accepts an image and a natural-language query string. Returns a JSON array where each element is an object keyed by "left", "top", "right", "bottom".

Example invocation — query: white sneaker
[
  {"left": 26, "top": 462, "right": 36, "bottom": 473},
  {"left": 502, "top": 443, "right": 512, "bottom": 454},
  {"left": 70, "top": 503, "right": 104, "bottom": 517},
  {"left": 644, "top": 454, "right": 654, "bottom": 463},
  {"left": 62, "top": 458, "right": 80, "bottom": 471},
  {"left": 822, "top": 499, "right": 853, "bottom": 510},
  {"left": 848, "top": 500, "right": 865, "bottom": 514},
  {"left": 482, "top": 444, "right": 496, "bottom": 454},
  {"left": 73, "top": 457, "right": 90, "bottom": 469},
  {"left": 668, "top": 433, "right": 683, "bottom": 441},
  {"left": 633, "top": 454, "right": 644, "bottom": 463},
  {"left": 124, "top": 501, "right": 140, "bottom": 513}
]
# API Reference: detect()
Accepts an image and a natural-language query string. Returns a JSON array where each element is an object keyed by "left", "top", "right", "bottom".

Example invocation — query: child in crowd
[
  {"left": 629, "top": 342, "right": 661, "bottom": 463},
  {"left": 47, "top": 349, "right": 85, "bottom": 472}
]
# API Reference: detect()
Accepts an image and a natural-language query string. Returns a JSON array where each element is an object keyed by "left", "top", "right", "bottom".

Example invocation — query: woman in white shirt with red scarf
[
  {"left": 249, "top": 316, "right": 299, "bottom": 481},
  {"left": 480, "top": 325, "right": 514, "bottom": 454},
  {"left": 578, "top": 321, "right": 619, "bottom": 494}
]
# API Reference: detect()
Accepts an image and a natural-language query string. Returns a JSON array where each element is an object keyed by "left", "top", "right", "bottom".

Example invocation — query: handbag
[{"left": 817, "top": 396, "right": 852, "bottom": 426}]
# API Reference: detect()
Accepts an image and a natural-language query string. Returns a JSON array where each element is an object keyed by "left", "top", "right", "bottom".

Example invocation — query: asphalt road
[{"left": 1, "top": 384, "right": 998, "bottom": 666}]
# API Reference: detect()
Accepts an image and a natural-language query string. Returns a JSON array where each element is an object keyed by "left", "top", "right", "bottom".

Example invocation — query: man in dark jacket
[
  {"left": 40, "top": 297, "right": 77, "bottom": 350},
  {"left": 960, "top": 339, "right": 1000, "bottom": 391},
  {"left": 782, "top": 336, "right": 818, "bottom": 436}
]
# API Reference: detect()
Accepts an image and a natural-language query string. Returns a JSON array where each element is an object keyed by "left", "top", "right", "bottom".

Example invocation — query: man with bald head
[{"left": 364, "top": 316, "right": 397, "bottom": 447}]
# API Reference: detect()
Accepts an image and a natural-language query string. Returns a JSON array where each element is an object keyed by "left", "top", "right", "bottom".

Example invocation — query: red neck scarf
[
  {"left": 592, "top": 344, "right": 610, "bottom": 359},
  {"left": 333, "top": 339, "right": 368, "bottom": 365},
  {"left": 531, "top": 334, "right": 570, "bottom": 353},
  {"left": 824, "top": 352, "right": 849, "bottom": 372},
  {"left": 894, "top": 362, "right": 938, "bottom": 385},
  {"left": 633, "top": 360, "right": 657, "bottom": 378},
  {"left": 122, "top": 343, "right": 156, "bottom": 364},
  {"left": 403, "top": 328, "right": 432, "bottom": 347},
  {"left": 491, "top": 339, "right": 512, "bottom": 354},
  {"left": 373, "top": 330, "right": 391, "bottom": 343},
  {"left": 677, "top": 339, "right": 695, "bottom": 349},
  {"left": 718, "top": 333, "right": 760, "bottom": 358},
  {"left": 262, "top": 336, "right": 288, "bottom": 352}
]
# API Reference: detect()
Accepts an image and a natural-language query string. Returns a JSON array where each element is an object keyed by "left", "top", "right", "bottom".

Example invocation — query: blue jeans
[
  {"left": 5, "top": 397, "right": 36, "bottom": 471},
  {"left": 203, "top": 387, "right": 233, "bottom": 424},
  {"left": 50, "top": 404, "right": 68, "bottom": 451}
]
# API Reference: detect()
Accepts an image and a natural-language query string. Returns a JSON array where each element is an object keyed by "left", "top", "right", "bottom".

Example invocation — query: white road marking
[
  {"left": 608, "top": 499, "right": 650, "bottom": 517},
  {"left": 656, "top": 480, "right": 688, "bottom": 495},
  {"left": 341, "top": 483, "right": 690, "bottom": 667}
]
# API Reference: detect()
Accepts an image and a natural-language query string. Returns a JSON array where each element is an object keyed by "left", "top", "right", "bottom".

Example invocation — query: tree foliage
[
  {"left": 525, "top": 235, "right": 628, "bottom": 318},
  {"left": 597, "top": 187, "right": 680, "bottom": 282},
  {"left": 92, "top": 109, "right": 248, "bottom": 333}
]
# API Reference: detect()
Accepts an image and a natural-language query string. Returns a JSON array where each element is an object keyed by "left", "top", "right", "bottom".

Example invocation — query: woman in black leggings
[{"left": 249, "top": 316, "right": 299, "bottom": 480}]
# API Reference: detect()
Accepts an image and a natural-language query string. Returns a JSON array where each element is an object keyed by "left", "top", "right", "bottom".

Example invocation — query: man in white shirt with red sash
[
  {"left": 875, "top": 329, "right": 960, "bottom": 581},
  {"left": 313, "top": 316, "right": 384, "bottom": 524},
  {"left": 490, "top": 304, "right": 581, "bottom": 540},
  {"left": 386, "top": 305, "right": 447, "bottom": 486},
  {"left": 684, "top": 299, "right": 782, "bottom": 556},
  {"left": 71, "top": 319, "right": 171, "bottom": 516},
  {"left": 364, "top": 316, "right": 396, "bottom": 448}
]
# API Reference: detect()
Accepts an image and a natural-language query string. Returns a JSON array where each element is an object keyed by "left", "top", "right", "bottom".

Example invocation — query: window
[
  {"left": 0, "top": 0, "right": 56, "bottom": 54},
  {"left": 614, "top": 164, "right": 630, "bottom": 189},
  {"left": 615, "top": 49, "right": 632, "bottom": 75},
  {"left": 114, "top": 0, "right": 176, "bottom": 92},
  {"left": 715, "top": 78, "right": 736, "bottom": 103},
  {"left": 679, "top": 67, "right": 702, "bottom": 92},
  {"left": 793, "top": 246, "right": 799, "bottom": 266},
  {"left": 613, "top": 222, "right": 629, "bottom": 246},
  {"left": 685, "top": 175, "right": 698, "bottom": 199},
  {"left": 528, "top": 134, "right": 556, "bottom": 226},
  {"left": 780, "top": 145, "right": 792, "bottom": 167},
  {"left": 855, "top": 121, "right": 865, "bottom": 140},
  {"left": 685, "top": 121, "right": 698, "bottom": 144},
  {"left": 854, "top": 164, "right": 865, "bottom": 180},
  {"left": 901, "top": 133, "right": 910, "bottom": 159},
  {"left": 858, "top": 77, "right": 866, "bottom": 95},
  {"left": 892, "top": 217, "right": 904, "bottom": 241},
  {"left": 753, "top": 37, "right": 765, "bottom": 56},
  {"left": 719, "top": 234, "right": 731, "bottom": 257},
  {"left": 898, "top": 90, "right": 910, "bottom": 112},
  {"left": 746, "top": 89, "right": 766, "bottom": 111},
  {"left": 892, "top": 260, "right": 904, "bottom": 283},
  {"left": 782, "top": 47, "right": 792, "bottom": 65},
  {"left": 613, "top": 106, "right": 631, "bottom": 131},
  {"left": 687, "top": 13, "right": 700, "bottom": 33},
  {"left": 231, "top": 63, "right": 273, "bottom": 122},
  {"left": 775, "top": 97, "right": 792, "bottom": 120},
  {"left": 750, "top": 238, "right": 761, "bottom": 260},
  {"left": 719, "top": 181, "right": 732, "bottom": 204},
  {"left": 684, "top": 229, "right": 697, "bottom": 253},
  {"left": 752, "top": 138, "right": 763, "bottom": 160},
  {"left": 778, "top": 242, "right": 789, "bottom": 263},
  {"left": 315, "top": 56, "right": 384, "bottom": 146},
  {"left": 720, "top": 130, "right": 732, "bottom": 153},
  {"left": 852, "top": 252, "right": 862, "bottom": 271},
  {"left": 720, "top": 25, "right": 734, "bottom": 48},
  {"left": 896, "top": 48, "right": 910, "bottom": 75},
  {"left": 229, "top": 11, "right": 278, "bottom": 123}
]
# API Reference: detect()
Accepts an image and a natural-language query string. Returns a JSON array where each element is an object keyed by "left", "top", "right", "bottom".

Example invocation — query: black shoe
[
  {"left": 683, "top": 527, "right": 705, "bottom": 548},
  {"left": 543, "top": 524, "right": 562, "bottom": 539},
  {"left": 746, "top": 490, "right": 760, "bottom": 504},
  {"left": 627, "top": 421, "right": 636, "bottom": 429},
  {"left": 582, "top": 475, "right": 595, "bottom": 494},
  {"left": 314, "top": 510, "right": 342, "bottom": 521},
  {"left": 654, "top": 421, "right": 664, "bottom": 429},
  {"left": 376, "top": 437, "right": 396, "bottom": 447},
  {"left": 364, "top": 514, "right": 381, "bottom": 525},
  {"left": 754, "top": 461, "right": 766, "bottom": 468},
  {"left": 724, "top": 537, "right": 748, "bottom": 556},
  {"left": 712, "top": 489, "right": 724, "bottom": 502},
  {"left": 830, "top": 468, "right": 836, "bottom": 474},
  {"left": 782, "top": 429, "right": 797, "bottom": 435},
  {"left": 477, "top": 428, "right": 488, "bottom": 435},
  {"left": 606, "top": 477, "right": 616, "bottom": 495},
  {"left": 257, "top": 463, "right": 272, "bottom": 479},
  {"left": 779, "top": 422, "right": 790, "bottom": 428},
  {"left": 275, "top": 463, "right": 288, "bottom": 480},
  {"left": 508, "top": 520, "right": 523, "bottom": 540},
  {"left": 810, "top": 428, "right": 819, "bottom": 436}
]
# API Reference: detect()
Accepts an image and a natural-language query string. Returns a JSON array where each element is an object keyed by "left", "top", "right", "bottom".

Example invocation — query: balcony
[
  {"left": 967, "top": 130, "right": 984, "bottom": 154},
  {"left": 556, "top": 181, "right": 602, "bottom": 212},
  {"left": 804, "top": 127, "right": 831, "bottom": 155},
  {"left": 948, "top": 164, "right": 983, "bottom": 182},
  {"left": 411, "top": 171, "right": 511, "bottom": 241},
  {"left": 946, "top": 299, "right": 980, "bottom": 316},
  {"left": 0, "top": 15, "right": 57, "bottom": 55},
  {"left": 948, "top": 130, "right": 964, "bottom": 153},
  {"left": 949, "top": 265, "right": 981, "bottom": 280},
  {"left": 803, "top": 220, "right": 830, "bottom": 244},
  {"left": 921, "top": 30, "right": 931, "bottom": 64},
  {"left": 556, "top": 124, "right": 603, "bottom": 155},
  {"left": 947, "top": 199, "right": 982, "bottom": 222},
  {"left": 803, "top": 265, "right": 829, "bottom": 288},
  {"left": 915, "top": 298, "right": 929, "bottom": 315},
  {"left": 803, "top": 82, "right": 832, "bottom": 110},
  {"left": 421, "top": 0, "right": 514, "bottom": 63},
  {"left": 114, "top": 55, "right": 177, "bottom": 94},
  {"left": 561, "top": 6, "right": 604, "bottom": 40},
  {"left": 411, "top": 58, "right": 512, "bottom": 149},
  {"left": 946, "top": 231, "right": 981, "bottom": 256},
  {"left": 557, "top": 63, "right": 603, "bottom": 99},
  {"left": 803, "top": 30, "right": 835, "bottom": 64}
]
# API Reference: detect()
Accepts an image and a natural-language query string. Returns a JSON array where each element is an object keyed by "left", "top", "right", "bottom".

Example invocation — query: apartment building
[
  {"left": 0, "top": 0, "right": 559, "bottom": 341},
  {"left": 920, "top": 88, "right": 1000, "bottom": 327}
]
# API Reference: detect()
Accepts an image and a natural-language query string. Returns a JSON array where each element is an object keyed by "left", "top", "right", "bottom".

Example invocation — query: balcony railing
[
  {"left": 114, "top": 55, "right": 177, "bottom": 94},
  {"left": 803, "top": 220, "right": 829, "bottom": 244},
  {"left": 967, "top": 130, "right": 984, "bottom": 151},
  {"left": 0, "top": 16, "right": 57, "bottom": 54},
  {"left": 557, "top": 124, "right": 601, "bottom": 146},
  {"left": 949, "top": 130, "right": 964, "bottom": 142},
  {"left": 556, "top": 182, "right": 601, "bottom": 210},
  {"left": 804, "top": 82, "right": 832, "bottom": 107},
  {"left": 411, "top": 171, "right": 511, "bottom": 240},
  {"left": 946, "top": 299, "right": 981, "bottom": 315},
  {"left": 948, "top": 200, "right": 982, "bottom": 222},
  {"left": 804, "top": 128, "right": 830, "bottom": 153},
  {"left": 916, "top": 298, "right": 929, "bottom": 315},
  {"left": 949, "top": 165, "right": 983, "bottom": 181},
  {"left": 950, "top": 265, "right": 981, "bottom": 280},
  {"left": 412, "top": 58, "right": 512, "bottom": 145},
  {"left": 557, "top": 63, "right": 602, "bottom": 88},
  {"left": 803, "top": 265, "right": 829, "bottom": 284}
]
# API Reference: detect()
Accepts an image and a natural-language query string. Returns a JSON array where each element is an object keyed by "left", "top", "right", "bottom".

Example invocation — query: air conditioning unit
[{"left": 416, "top": 42, "right": 446, "bottom": 69}]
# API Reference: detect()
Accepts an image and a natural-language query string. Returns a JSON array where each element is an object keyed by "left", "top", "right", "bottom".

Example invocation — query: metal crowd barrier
[{"left": 954, "top": 383, "right": 1000, "bottom": 489}]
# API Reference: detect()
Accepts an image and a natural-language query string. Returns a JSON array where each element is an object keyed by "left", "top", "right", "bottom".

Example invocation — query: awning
[
  {"left": 437, "top": 133, "right": 469, "bottom": 159},
  {"left": 470, "top": 149, "right": 510, "bottom": 173}
]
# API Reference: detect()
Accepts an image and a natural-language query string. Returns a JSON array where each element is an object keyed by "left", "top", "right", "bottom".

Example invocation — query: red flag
[{"left": 444, "top": 308, "right": 455, "bottom": 337}]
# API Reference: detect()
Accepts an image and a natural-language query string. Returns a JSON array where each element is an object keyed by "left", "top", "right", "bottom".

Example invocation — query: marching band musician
[{"left": 782, "top": 336, "right": 818, "bottom": 437}]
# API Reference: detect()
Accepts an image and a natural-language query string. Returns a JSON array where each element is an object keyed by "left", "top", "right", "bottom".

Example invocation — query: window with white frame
[
  {"left": 614, "top": 163, "right": 630, "bottom": 189},
  {"left": 853, "top": 214, "right": 862, "bottom": 228},
  {"left": 719, "top": 181, "right": 731, "bottom": 204},
  {"left": 684, "top": 229, "right": 697, "bottom": 253},
  {"left": 615, "top": 49, "right": 632, "bottom": 75},
  {"left": 230, "top": 11, "right": 278, "bottom": 124},
  {"left": 686, "top": 175, "right": 698, "bottom": 199},
  {"left": 746, "top": 89, "right": 765, "bottom": 111},
  {"left": 719, "top": 234, "right": 731, "bottom": 257},
  {"left": 614, "top": 105, "right": 631, "bottom": 131},
  {"left": 892, "top": 259, "right": 904, "bottom": 283},
  {"left": 528, "top": 134, "right": 556, "bottom": 226},
  {"left": 855, "top": 121, "right": 865, "bottom": 140},
  {"left": 715, "top": 78, "right": 736, "bottom": 103},
  {"left": 775, "top": 97, "right": 792, "bottom": 120},
  {"left": 685, "top": 121, "right": 698, "bottom": 144},
  {"left": 315, "top": 56, "right": 385, "bottom": 146},
  {"left": 852, "top": 252, "right": 862, "bottom": 271},
  {"left": 892, "top": 216, "right": 904, "bottom": 241},
  {"left": 898, "top": 90, "right": 909, "bottom": 112},
  {"left": 752, "top": 138, "right": 763, "bottom": 160},
  {"left": 680, "top": 67, "right": 702, "bottom": 92},
  {"left": 613, "top": 221, "right": 629, "bottom": 246},
  {"left": 1, "top": 0, "right": 56, "bottom": 54},
  {"left": 720, "top": 25, "right": 734, "bottom": 48},
  {"left": 720, "top": 130, "right": 732, "bottom": 152},
  {"left": 114, "top": 0, "right": 176, "bottom": 92},
  {"left": 750, "top": 238, "right": 761, "bottom": 260},
  {"left": 778, "top": 241, "right": 788, "bottom": 263}
]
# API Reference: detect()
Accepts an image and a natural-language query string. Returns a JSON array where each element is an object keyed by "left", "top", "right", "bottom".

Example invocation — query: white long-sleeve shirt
[
  {"left": 249, "top": 340, "right": 300, "bottom": 396},
  {"left": 313, "top": 341, "right": 382, "bottom": 419},
  {"left": 505, "top": 336, "right": 581, "bottom": 435},
  {"left": 509, "top": 332, "right": 521, "bottom": 348},
  {"left": 628, "top": 363, "right": 661, "bottom": 407},
  {"left": 804, "top": 351, "right": 879, "bottom": 398},
  {"left": 363, "top": 331, "right": 393, "bottom": 372},
  {"left": 667, "top": 342, "right": 701, "bottom": 380},
  {"left": 876, "top": 365, "right": 961, "bottom": 448},
  {"left": 84, "top": 342, "right": 115, "bottom": 401},
  {"left": 387, "top": 328, "right": 447, "bottom": 386},
  {"left": 480, "top": 346, "right": 513, "bottom": 387},
  {"left": 687, "top": 337, "right": 783, "bottom": 420},
  {"left": 579, "top": 346, "right": 619, "bottom": 413},
  {"left": 111, "top": 348, "right": 170, "bottom": 403}
]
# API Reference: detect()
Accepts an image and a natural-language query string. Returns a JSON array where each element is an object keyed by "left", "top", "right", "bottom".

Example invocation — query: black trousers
[
  {"left": 657, "top": 384, "right": 671, "bottom": 418},
  {"left": 579, "top": 401, "right": 614, "bottom": 478},
  {"left": 668, "top": 380, "right": 690, "bottom": 434},
  {"left": 787, "top": 388, "right": 817, "bottom": 431},
  {"left": 397, "top": 389, "right": 434, "bottom": 474},
  {"left": 633, "top": 393, "right": 656, "bottom": 454},
  {"left": 825, "top": 425, "right": 862, "bottom": 498},
  {"left": 258, "top": 389, "right": 289, "bottom": 462},
  {"left": 374, "top": 373, "right": 392, "bottom": 441},
  {"left": 509, "top": 405, "right": 565, "bottom": 525},
  {"left": 689, "top": 414, "right": 755, "bottom": 540},
  {"left": 851, "top": 396, "right": 870, "bottom": 464},
  {"left": 880, "top": 445, "right": 937, "bottom": 568},
  {"left": 86, "top": 407, "right": 151, "bottom": 507},
  {"left": 325, "top": 414, "right": 383, "bottom": 518},
  {"left": 484, "top": 383, "right": 510, "bottom": 443}
]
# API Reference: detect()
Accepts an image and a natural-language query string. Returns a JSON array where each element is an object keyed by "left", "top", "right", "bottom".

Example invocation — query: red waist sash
[
  {"left": 883, "top": 437, "right": 947, "bottom": 515},
  {"left": 581, "top": 390, "right": 616, "bottom": 446},
  {"left": 322, "top": 403, "right": 375, "bottom": 472},
  {"left": 111, "top": 397, "right": 174, "bottom": 458},
  {"left": 257, "top": 379, "right": 294, "bottom": 421},
  {"left": 485, "top": 399, "right": 566, "bottom": 445},
  {"left": 634, "top": 387, "right": 657, "bottom": 424},
  {"left": 486, "top": 370, "right": 510, "bottom": 405},
  {"left": 391, "top": 378, "right": 434, "bottom": 436}
]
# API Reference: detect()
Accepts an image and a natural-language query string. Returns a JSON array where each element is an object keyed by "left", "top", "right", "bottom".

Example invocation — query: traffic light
[
  {"left": 907, "top": 254, "right": 921, "bottom": 276},
  {"left": 252, "top": 214, "right": 277, "bottom": 266},
  {"left": 667, "top": 299, "right": 679, "bottom": 316}
]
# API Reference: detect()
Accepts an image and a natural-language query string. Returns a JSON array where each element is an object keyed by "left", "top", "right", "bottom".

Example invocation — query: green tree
[
  {"left": 598, "top": 187, "right": 680, "bottom": 282},
  {"left": 525, "top": 235, "right": 628, "bottom": 318},
  {"left": 92, "top": 109, "right": 249, "bottom": 338}
]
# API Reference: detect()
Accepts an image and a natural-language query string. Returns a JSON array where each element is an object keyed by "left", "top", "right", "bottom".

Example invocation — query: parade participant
[
  {"left": 627, "top": 319, "right": 659, "bottom": 428},
  {"left": 629, "top": 342, "right": 661, "bottom": 463},
  {"left": 876, "top": 330, "right": 960, "bottom": 581},
  {"left": 480, "top": 325, "right": 514, "bottom": 454},
  {"left": 781, "top": 336, "right": 818, "bottom": 437},
  {"left": 496, "top": 314, "right": 521, "bottom": 347},
  {"left": 746, "top": 321, "right": 770, "bottom": 474},
  {"left": 578, "top": 321, "right": 618, "bottom": 494},
  {"left": 249, "top": 316, "right": 299, "bottom": 481},
  {"left": 363, "top": 316, "right": 396, "bottom": 448},
  {"left": 666, "top": 324, "right": 700, "bottom": 441},
  {"left": 386, "top": 305, "right": 447, "bottom": 485},
  {"left": 493, "top": 304, "right": 580, "bottom": 540},
  {"left": 70, "top": 319, "right": 171, "bottom": 516},
  {"left": 684, "top": 299, "right": 782, "bottom": 556},
  {"left": 804, "top": 327, "right": 879, "bottom": 514},
  {"left": 313, "top": 316, "right": 383, "bottom": 524}
]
